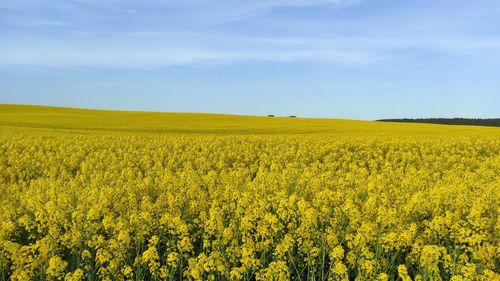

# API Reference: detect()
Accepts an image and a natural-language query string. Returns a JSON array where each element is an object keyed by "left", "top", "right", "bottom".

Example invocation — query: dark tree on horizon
[{"left": 377, "top": 118, "right": 500, "bottom": 127}]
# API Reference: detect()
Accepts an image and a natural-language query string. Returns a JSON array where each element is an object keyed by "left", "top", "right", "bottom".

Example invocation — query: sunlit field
[{"left": 1, "top": 104, "right": 499, "bottom": 280}]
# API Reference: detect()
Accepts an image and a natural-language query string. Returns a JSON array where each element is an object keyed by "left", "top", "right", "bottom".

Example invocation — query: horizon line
[{"left": 2, "top": 103, "right": 499, "bottom": 122}]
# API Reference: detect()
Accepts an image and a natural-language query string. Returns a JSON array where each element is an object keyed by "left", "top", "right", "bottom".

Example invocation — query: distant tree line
[
  {"left": 377, "top": 118, "right": 500, "bottom": 127},
  {"left": 267, "top": 115, "right": 298, "bottom": 118}
]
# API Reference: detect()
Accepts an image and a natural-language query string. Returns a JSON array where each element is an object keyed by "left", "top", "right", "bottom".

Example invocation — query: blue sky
[{"left": 1, "top": 0, "right": 499, "bottom": 119}]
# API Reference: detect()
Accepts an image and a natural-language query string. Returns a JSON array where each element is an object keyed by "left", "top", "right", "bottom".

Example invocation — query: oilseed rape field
[{"left": 0, "top": 105, "right": 499, "bottom": 281}]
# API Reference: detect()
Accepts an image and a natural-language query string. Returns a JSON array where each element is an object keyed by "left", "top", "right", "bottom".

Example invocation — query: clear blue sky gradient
[{"left": 1, "top": 0, "right": 499, "bottom": 119}]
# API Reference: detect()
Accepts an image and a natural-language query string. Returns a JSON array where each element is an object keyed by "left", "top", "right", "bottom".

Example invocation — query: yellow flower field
[{"left": 0, "top": 105, "right": 499, "bottom": 280}]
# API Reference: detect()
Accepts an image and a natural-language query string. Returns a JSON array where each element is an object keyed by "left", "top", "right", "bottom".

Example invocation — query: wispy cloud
[
  {"left": 3, "top": 30, "right": 499, "bottom": 68},
  {"left": 1, "top": 0, "right": 500, "bottom": 68},
  {"left": 29, "top": 20, "right": 69, "bottom": 26},
  {"left": 0, "top": 0, "right": 360, "bottom": 22},
  {"left": 0, "top": 32, "right": 375, "bottom": 68}
]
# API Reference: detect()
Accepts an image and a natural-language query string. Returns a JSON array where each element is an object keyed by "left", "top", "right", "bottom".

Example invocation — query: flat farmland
[{"left": 0, "top": 105, "right": 499, "bottom": 280}]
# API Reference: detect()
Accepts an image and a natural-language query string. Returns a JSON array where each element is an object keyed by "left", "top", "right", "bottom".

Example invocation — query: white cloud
[
  {"left": 1, "top": 0, "right": 500, "bottom": 68},
  {"left": 1, "top": 0, "right": 361, "bottom": 28},
  {"left": 30, "top": 20, "right": 70, "bottom": 26},
  {"left": 2, "top": 27, "right": 500, "bottom": 69},
  {"left": 0, "top": 32, "right": 375, "bottom": 68}
]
